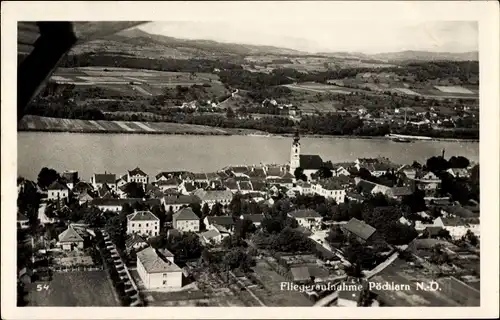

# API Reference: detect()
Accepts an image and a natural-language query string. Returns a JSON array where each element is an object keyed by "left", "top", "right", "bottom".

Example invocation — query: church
[{"left": 289, "top": 131, "right": 333, "bottom": 180}]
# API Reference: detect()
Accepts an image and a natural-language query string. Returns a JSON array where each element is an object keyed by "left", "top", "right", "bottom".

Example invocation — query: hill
[{"left": 370, "top": 50, "right": 479, "bottom": 62}]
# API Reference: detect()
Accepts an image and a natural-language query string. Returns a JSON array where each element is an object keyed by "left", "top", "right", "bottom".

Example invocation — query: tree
[
  {"left": 201, "top": 203, "right": 210, "bottom": 217},
  {"left": 401, "top": 189, "right": 427, "bottom": 213},
  {"left": 326, "top": 225, "right": 346, "bottom": 247},
  {"left": 261, "top": 217, "right": 284, "bottom": 234},
  {"left": 165, "top": 232, "right": 202, "bottom": 262},
  {"left": 123, "top": 182, "right": 145, "bottom": 199},
  {"left": 229, "top": 194, "right": 243, "bottom": 216},
  {"left": 317, "top": 166, "right": 333, "bottom": 179},
  {"left": 222, "top": 248, "right": 255, "bottom": 272},
  {"left": 357, "top": 286, "right": 375, "bottom": 307},
  {"left": 463, "top": 229, "right": 479, "bottom": 246},
  {"left": 271, "top": 227, "right": 314, "bottom": 253},
  {"left": 37, "top": 167, "right": 60, "bottom": 190},
  {"left": 448, "top": 156, "right": 470, "bottom": 169},
  {"left": 425, "top": 156, "right": 449, "bottom": 173},
  {"left": 234, "top": 218, "right": 256, "bottom": 239},
  {"left": 226, "top": 107, "right": 235, "bottom": 119},
  {"left": 210, "top": 202, "right": 223, "bottom": 216},
  {"left": 190, "top": 202, "right": 202, "bottom": 219},
  {"left": 436, "top": 228, "right": 452, "bottom": 240},
  {"left": 105, "top": 215, "right": 127, "bottom": 250},
  {"left": 83, "top": 206, "right": 104, "bottom": 228},
  {"left": 412, "top": 161, "right": 422, "bottom": 169},
  {"left": 294, "top": 167, "right": 307, "bottom": 181}
]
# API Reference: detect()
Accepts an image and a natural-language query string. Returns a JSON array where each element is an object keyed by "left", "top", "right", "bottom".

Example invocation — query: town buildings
[
  {"left": 127, "top": 167, "right": 149, "bottom": 184},
  {"left": 90, "top": 173, "right": 117, "bottom": 191},
  {"left": 287, "top": 209, "right": 323, "bottom": 230},
  {"left": 57, "top": 225, "right": 85, "bottom": 251},
  {"left": 136, "top": 247, "right": 183, "bottom": 290},
  {"left": 289, "top": 131, "right": 333, "bottom": 180},
  {"left": 47, "top": 181, "right": 69, "bottom": 201},
  {"left": 127, "top": 211, "right": 160, "bottom": 237},
  {"left": 173, "top": 207, "right": 200, "bottom": 232}
]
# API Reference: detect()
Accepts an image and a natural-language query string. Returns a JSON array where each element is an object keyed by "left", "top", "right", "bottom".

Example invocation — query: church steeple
[{"left": 290, "top": 129, "right": 301, "bottom": 174}]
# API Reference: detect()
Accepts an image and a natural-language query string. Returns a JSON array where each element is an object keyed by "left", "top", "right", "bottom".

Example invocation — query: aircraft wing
[{"left": 17, "top": 21, "right": 147, "bottom": 121}]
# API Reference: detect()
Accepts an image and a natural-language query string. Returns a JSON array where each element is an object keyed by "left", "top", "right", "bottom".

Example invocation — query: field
[
  {"left": 434, "top": 86, "right": 475, "bottom": 94},
  {"left": 369, "top": 259, "right": 479, "bottom": 306},
  {"left": 19, "top": 115, "right": 229, "bottom": 135},
  {"left": 249, "top": 260, "right": 314, "bottom": 306},
  {"left": 26, "top": 271, "right": 119, "bottom": 306},
  {"left": 283, "top": 83, "right": 353, "bottom": 94},
  {"left": 50, "top": 67, "right": 223, "bottom": 97}
]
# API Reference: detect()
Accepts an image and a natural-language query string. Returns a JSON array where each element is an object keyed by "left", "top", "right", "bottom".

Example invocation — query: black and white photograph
[{"left": 2, "top": 1, "right": 499, "bottom": 319}]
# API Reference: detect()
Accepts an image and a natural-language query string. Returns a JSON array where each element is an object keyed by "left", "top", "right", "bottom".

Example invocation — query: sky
[{"left": 136, "top": 2, "right": 478, "bottom": 54}]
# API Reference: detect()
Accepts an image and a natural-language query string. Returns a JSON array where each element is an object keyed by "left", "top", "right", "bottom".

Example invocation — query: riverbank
[{"left": 18, "top": 115, "right": 479, "bottom": 143}]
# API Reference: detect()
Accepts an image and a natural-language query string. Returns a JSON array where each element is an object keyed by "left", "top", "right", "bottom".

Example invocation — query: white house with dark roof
[
  {"left": 136, "top": 247, "right": 182, "bottom": 290},
  {"left": 127, "top": 211, "right": 160, "bottom": 237},
  {"left": 287, "top": 209, "right": 323, "bottom": 230},
  {"left": 162, "top": 195, "right": 201, "bottom": 212},
  {"left": 156, "top": 178, "right": 181, "bottom": 192},
  {"left": 47, "top": 181, "right": 69, "bottom": 200},
  {"left": 313, "top": 179, "right": 346, "bottom": 203},
  {"left": 200, "top": 229, "right": 226, "bottom": 245},
  {"left": 194, "top": 189, "right": 233, "bottom": 209},
  {"left": 173, "top": 207, "right": 200, "bottom": 232},
  {"left": 58, "top": 225, "right": 85, "bottom": 250},
  {"left": 128, "top": 167, "right": 149, "bottom": 184},
  {"left": 204, "top": 216, "right": 235, "bottom": 233},
  {"left": 116, "top": 175, "right": 128, "bottom": 188},
  {"left": 91, "top": 173, "right": 117, "bottom": 190}
]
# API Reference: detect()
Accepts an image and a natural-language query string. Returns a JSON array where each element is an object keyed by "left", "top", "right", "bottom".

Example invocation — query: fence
[{"left": 51, "top": 265, "right": 103, "bottom": 272}]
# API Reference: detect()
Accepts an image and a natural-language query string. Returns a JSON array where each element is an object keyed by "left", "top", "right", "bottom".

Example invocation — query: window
[
  {"left": 146, "top": 223, "right": 149, "bottom": 227},
  {"left": 163, "top": 280, "right": 167, "bottom": 285},
  {"left": 155, "top": 226, "right": 158, "bottom": 230},
  {"left": 138, "top": 224, "right": 141, "bottom": 227},
  {"left": 132, "top": 223, "right": 135, "bottom": 227}
]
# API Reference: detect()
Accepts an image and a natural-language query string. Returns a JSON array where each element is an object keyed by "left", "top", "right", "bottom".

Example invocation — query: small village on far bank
[{"left": 17, "top": 133, "right": 480, "bottom": 307}]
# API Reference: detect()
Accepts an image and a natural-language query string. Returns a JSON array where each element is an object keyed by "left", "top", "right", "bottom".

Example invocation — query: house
[
  {"left": 78, "top": 191, "right": 94, "bottom": 205},
  {"left": 127, "top": 211, "right": 160, "bottom": 237},
  {"left": 91, "top": 198, "right": 161, "bottom": 213},
  {"left": 61, "top": 170, "right": 78, "bottom": 190},
  {"left": 294, "top": 181, "right": 313, "bottom": 195},
  {"left": 98, "top": 183, "right": 114, "bottom": 198},
  {"left": 204, "top": 216, "right": 236, "bottom": 233},
  {"left": 156, "top": 178, "right": 181, "bottom": 192},
  {"left": 91, "top": 173, "right": 117, "bottom": 190},
  {"left": 17, "top": 212, "right": 30, "bottom": 229},
  {"left": 287, "top": 209, "right": 323, "bottom": 230},
  {"left": 222, "top": 178, "right": 239, "bottom": 193},
  {"left": 193, "top": 189, "right": 233, "bottom": 209},
  {"left": 173, "top": 207, "right": 200, "bottom": 232},
  {"left": 162, "top": 195, "right": 201, "bottom": 212},
  {"left": 413, "top": 171, "right": 441, "bottom": 194},
  {"left": 199, "top": 229, "right": 226, "bottom": 245},
  {"left": 125, "top": 233, "right": 148, "bottom": 253},
  {"left": 386, "top": 187, "right": 412, "bottom": 199},
  {"left": 72, "top": 181, "right": 94, "bottom": 195},
  {"left": 446, "top": 168, "right": 470, "bottom": 178},
  {"left": 313, "top": 179, "right": 346, "bottom": 203},
  {"left": 116, "top": 175, "right": 128, "bottom": 188},
  {"left": 178, "top": 181, "right": 199, "bottom": 195},
  {"left": 435, "top": 217, "right": 480, "bottom": 240},
  {"left": 58, "top": 225, "right": 85, "bottom": 250},
  {"left": 128, "top": 167, "right": 149, "bottom": 184},
  {"left": 341, "top": 218, "right": 377, "bottom": 243},
  {"left": 192, "top": 173, "right": 209, "bottom": 184},
  {"left": 354, "top": 178, "right": 391, "bottom": 196},
  {"left": 136, "top": 247, "right": 183, "bottom": 290},
  {"left": 345, "top": 192, "right": 365, "bottom": 203},
  {"left": 47, "top": 181, "right": 69, "bottom": 201}
]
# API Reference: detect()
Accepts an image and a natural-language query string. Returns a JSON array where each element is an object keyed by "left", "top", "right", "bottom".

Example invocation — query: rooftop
[
  {"left": 136, "top": 247, "right": 181, "bottom": 274},
  {"left": 58, "top": 226, "right": 84, "bottom": 243},
  {"left": 288, "top": 209, "right": 322, "bottom": 219},
  {"left": 128, "top": 167, "right": 147, "bottom": 176},
  {"left": 173, "top": 207, "right": 199, "bottom": 221},
  {"left": 342, "top": 218, "right": 376, "bottom": 241},
  {"left": 127, "top": 210, "right": 159, "bottom": 222},
  {"left": 48, "top": 181, "right": 68, "bottom": 190},
  {"left": 163, "top": 195, "right": 201, "bottom": 205},
  {"left": 93, "top": 173, "right": 116, "bottom": 184}
]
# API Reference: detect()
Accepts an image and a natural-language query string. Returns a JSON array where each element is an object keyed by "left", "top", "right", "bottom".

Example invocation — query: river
[{"left": 17, "top": 132, "right": 479, "bottom": 181}]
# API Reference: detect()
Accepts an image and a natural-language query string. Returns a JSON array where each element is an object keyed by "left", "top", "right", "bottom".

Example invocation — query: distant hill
[
  {"left": 369, "top": 50, "right": 479, "bottom": 62},
  {"left": 72, "top": 28, "right": 308, "bottom": 59}
]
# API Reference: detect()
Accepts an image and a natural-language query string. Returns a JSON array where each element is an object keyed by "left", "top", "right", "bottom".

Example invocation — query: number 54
[{"left": 36, "top": 284, "right": 49, "bottom": 291}]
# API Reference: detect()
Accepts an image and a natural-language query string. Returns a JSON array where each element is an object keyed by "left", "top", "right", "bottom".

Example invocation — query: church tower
[{"left": 290, "top": 130, "right": 301, "bottom": 174}]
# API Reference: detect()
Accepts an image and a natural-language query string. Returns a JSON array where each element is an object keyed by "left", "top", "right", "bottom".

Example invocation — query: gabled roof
[
  {"left": 250, "top": 180, "right": 267, "bottom": 191},
  {"left": 136, "top": 247, "right": 181, "bottom": 274},
  {"left": 98, "top": 183, "right": 112, "bottom": 196},
  {"left": 62, "top": 171, "right": 78, "bottom": 183},
  {"left": 206, "top": 216, "right": 235, "bottom": 227},
  {"left": 193, "top": 173, "right": 208, "bottom": 180},
  {"left": 288, "top": 209, "right": 322, "bottom": 219},
  {"left": 415, "top": 170, "right": 439, "bottom": 180},
  {"left": 388, "top": 186, "right": 412, "bottom": 197},
  {"left": 265, "top": 167, "right": 284, "bottom": 177},
  {"left": 200, "top": 229, "right": 221, "bottom": 240},
  {"left": 248, "top": 168, "right": 267, "bottom": 178},
  {"left": 164, "top": 195, "right": 201, "bottom": 205},
  {"left": 223, "top": 178, "right": 239, "bottom": 190},
  {"left": 318, "top": 178, "right": 345, "bottom": 190},
  {"left": 58, "top": 226, "right": 84, "bottom": 243},
  {"left": 183, "top": 182, "right": 198, "bottom": 192},
  {"left": 91, "top": 198, "right": 161, "bottom": 207},
  {"left": 342, "top": 218, "right": 376, "bottom": 241},
  {"left": 125, "top": 233, "right": 147, "bottom": 249},
  {"left": 173, "top": 207, "right": 199, "bottom": 221},
  {"left": 194, "top": 189, "right": 233, "bottom": 202},
  {"left": 356, "top": 179, "right": 377, "bottom": 194},
  {"left": 230, "top": 166, "right": 250, "bottom": 174},
  {"left": 206, "top": 172, "right": 220, "bottom": 180},
  {"left": 48, "top": 181, "right": 68, "bottom": 190},
  {"left": 94, "top": 173, "right": 116, "bottom": 184},
  {"left": 127, "top": 210, "right": 159, "bottom": 221},
  {"left": 128, "top": 167, "right": 147, "bottom": 176},
  {"left": 17, "top": 212, "right": 29, "bottom": 221},
  {"left": 78, "top": 191, "right": 93, "bottom": 200},
  {"left": 300, "top": 154, "right": 331, "bottom": 170}
]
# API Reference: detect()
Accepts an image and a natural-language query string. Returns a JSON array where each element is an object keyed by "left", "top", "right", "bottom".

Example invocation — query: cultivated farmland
[{"left": 26, "top": 271, "right": 119, "bottom": 306}]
